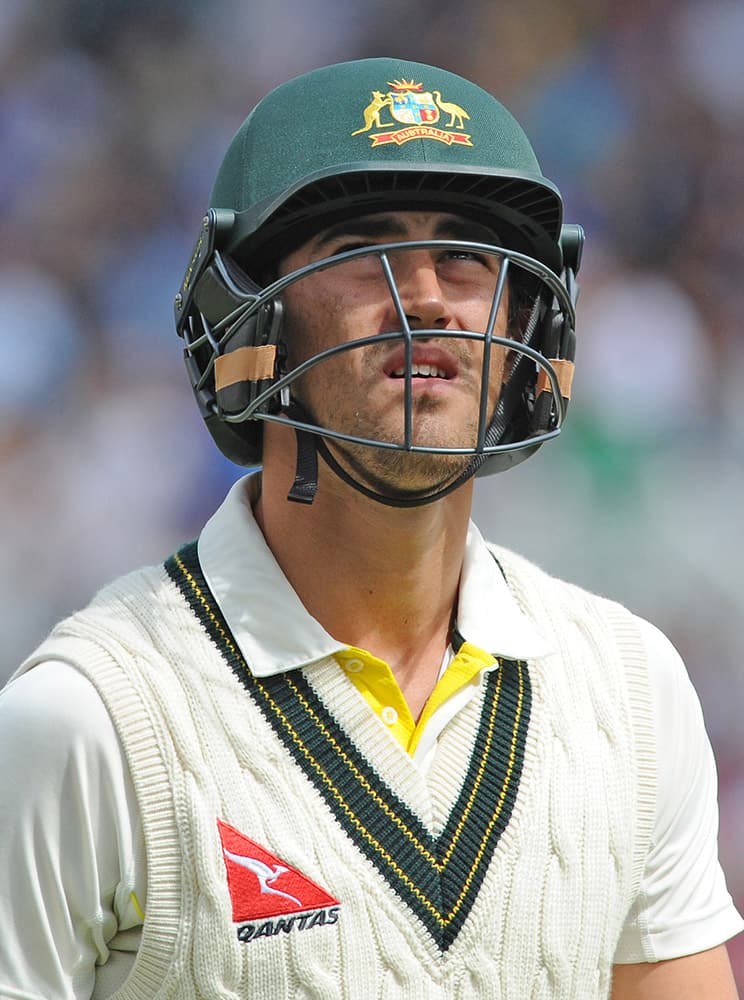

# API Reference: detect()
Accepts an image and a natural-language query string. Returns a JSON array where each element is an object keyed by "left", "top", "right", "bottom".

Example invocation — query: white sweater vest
[{"left": 35, "top": 542, "right": 655, "bottom": 999}]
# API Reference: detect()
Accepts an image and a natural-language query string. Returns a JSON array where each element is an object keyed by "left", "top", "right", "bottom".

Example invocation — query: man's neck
[{"left": 253, "top": 437, "right": 474, "bottom": 717}]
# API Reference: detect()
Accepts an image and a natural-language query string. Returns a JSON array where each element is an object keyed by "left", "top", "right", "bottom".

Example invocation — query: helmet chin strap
[
  {"left": 283, "top": 400, "right": 467, "bottom": 508},
  {"left": 315, "top": 436, "right": 476, "bottom": 508},
  {"left": 283, "top": 402, "right": 491, "bottom": 509},
  {"left": 284, "top": 403, "right": 321, "bottom": 504}
]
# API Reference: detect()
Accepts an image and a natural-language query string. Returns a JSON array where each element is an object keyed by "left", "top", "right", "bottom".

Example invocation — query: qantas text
[{"left": 236, "top": 906, "right": 340, "bottom": 943}]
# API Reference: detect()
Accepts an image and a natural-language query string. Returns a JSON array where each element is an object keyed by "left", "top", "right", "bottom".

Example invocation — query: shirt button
[
  {"left": 343, "top": 658, "right": 364, "bottom": 673},
  {"left": 381, "top": 706, "right": 398, "bottom": 726}
]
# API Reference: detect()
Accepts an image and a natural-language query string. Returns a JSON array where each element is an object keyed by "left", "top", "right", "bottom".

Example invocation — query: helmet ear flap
[
  {"left": 175, "top": 209, "right": 285, "bottom": 466},
  {"left": 529, "top": 301, "right": 573, "bottom": 436},
  {"left": 527, "top": 224, "right": 583, "bottom": 435},
  {"left": 211, "top": 284, "right": 284, "bottom": 420}
]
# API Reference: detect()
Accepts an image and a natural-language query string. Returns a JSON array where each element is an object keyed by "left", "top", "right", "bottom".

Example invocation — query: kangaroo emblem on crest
[
  {"left": 351, "top": 90, "right": 393, "bottom": 135},
  {"left": 223, "top": 848, "right": 303, "bottom": 907}
]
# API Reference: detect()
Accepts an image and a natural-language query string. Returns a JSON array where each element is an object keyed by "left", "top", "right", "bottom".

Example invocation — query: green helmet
[{"left": 175, "top": 57, "right": 583, "bottom": 505}]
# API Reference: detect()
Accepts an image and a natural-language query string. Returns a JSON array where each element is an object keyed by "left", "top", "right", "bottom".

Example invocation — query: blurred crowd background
[{"left": 1, "top": 0, "right": 743, "bottom": 977}]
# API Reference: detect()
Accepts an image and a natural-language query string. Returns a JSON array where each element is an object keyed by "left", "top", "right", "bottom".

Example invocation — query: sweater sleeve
[
  {"left": 0, "top": 662, "right": 143, "bottom": 999},
  {"left": 613, "top": 619, "right": 744, "bottom": 962}
]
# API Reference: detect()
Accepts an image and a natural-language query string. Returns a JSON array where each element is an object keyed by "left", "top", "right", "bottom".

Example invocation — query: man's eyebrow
[
  {"left": 313, "top": 215, "right": 503, "bottom": 249},
  {"left": 432, "top": 218, "right": 502, "bottom": 244},
  {"left": 314, "top": 216, "right": 408, "bottom": 247}
]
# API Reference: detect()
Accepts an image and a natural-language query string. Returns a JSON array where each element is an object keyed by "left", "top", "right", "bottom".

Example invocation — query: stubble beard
[
  {"left": 327, "top": 441, "right": 474, "bottom": 499},
  {"left": 318, "top": 394, "right": 483, "bottom": 500}
]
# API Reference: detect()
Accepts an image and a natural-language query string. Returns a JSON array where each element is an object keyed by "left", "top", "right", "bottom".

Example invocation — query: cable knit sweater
[{"left": 33, "top": 541, "right": 655, "bottom": 999}]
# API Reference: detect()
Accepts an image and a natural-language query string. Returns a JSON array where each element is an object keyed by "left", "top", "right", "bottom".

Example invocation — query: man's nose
[{"left": 394, "top": 252, "right": 452, "bottom": 330}]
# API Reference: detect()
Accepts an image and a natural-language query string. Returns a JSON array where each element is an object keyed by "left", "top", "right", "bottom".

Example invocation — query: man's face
[{"left": 277, "top": 211, "right": 512, "bottom": 498}]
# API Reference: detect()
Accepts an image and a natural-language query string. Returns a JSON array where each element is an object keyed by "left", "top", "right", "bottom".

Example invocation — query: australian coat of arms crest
[{"left": 351, "top": 79, "right": 473, "bottom": 147}]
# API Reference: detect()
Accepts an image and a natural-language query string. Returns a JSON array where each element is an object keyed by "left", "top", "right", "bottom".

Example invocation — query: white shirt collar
[
  {"left": 198, "top": 473, "right": 552, "bottom": 677},
  {"left": 458, "top": 520, "right": 553, "bottom": 659}
]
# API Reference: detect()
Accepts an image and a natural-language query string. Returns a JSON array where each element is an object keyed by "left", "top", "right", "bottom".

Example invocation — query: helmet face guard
[{"left": 175, "top": 208, "right": 583, "bottom": 506}]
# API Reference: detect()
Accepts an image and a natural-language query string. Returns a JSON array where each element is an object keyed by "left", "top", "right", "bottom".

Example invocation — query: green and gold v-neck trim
[{"left": 165, "top": 541, "right": 532, "bottom": 952}]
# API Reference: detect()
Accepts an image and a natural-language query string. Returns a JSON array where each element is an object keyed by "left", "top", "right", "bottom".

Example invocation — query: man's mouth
[
  {"left": 389, "top": 363, "right": 450, "bottom": 379},
  {"left": 383, "top": 346, "right": 459, "bottom": 382}
]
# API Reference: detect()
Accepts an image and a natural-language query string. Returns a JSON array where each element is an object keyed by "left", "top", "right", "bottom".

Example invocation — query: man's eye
[{"left": 442, "top": 249, "right": 489, "bottom": 264}]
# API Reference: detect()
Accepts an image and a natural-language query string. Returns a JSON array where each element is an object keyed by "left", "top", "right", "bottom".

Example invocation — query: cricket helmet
[{"left": 175, "top": 57, "right": 583, "bottom": 505}]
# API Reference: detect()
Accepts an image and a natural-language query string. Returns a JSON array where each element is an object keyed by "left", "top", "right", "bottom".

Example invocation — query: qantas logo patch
[{"left": 217, "top": 819, "right": 341, "bottom": 943}]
